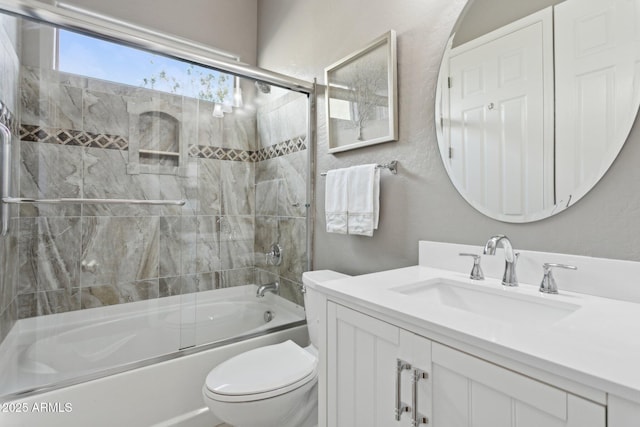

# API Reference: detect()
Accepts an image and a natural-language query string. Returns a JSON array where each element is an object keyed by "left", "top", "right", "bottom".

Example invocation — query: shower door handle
[{"left": 0, "top": 122, "right": 11, "bottom": 237}]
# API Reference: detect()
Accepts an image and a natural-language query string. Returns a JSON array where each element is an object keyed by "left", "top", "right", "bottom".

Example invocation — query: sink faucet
[
  {"left": 483, "top": 235, "right": 518, "bottom": 287},
  {"left": 256, "top": 281, "right": 279, "bottom": 297}
]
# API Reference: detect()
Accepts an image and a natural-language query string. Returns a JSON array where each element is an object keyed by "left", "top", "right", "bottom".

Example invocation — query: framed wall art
[{"left": 325, "top": 30, "right": 398, "bottom": 153}]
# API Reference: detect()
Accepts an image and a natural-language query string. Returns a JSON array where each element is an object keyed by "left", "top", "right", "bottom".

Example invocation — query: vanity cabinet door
[
  {"left": 431, "top": 343, "right": 605, "bottom": 427},
  {"left": 326, "top": 302, "right": 432, "bottom": 427}
]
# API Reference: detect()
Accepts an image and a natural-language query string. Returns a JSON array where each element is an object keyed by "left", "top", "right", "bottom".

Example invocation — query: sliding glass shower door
[{"left": 0, "top": 10, "right": 311, "bottom": 397}]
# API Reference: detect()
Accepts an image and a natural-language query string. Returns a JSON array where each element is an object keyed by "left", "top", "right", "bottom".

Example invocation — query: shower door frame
[
  {"left": 0, "top": 0, "right": 315, "bottom": 272},
  {"left": 0, "top": 0, "right": 314, "bottom": 92},
  {"left": 0, "top": 0, "right": 316, "bottom": 398}
]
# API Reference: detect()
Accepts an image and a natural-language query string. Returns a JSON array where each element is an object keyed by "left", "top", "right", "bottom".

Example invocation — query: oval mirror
[{"left": 436, "top": 0, "right": 640, "bottom": 222}]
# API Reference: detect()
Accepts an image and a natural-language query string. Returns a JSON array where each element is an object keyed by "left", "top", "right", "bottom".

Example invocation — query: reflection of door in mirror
[
  {"left": 444, "top": 8, "right": 554, "bottom": 217},
  {"left": 555, "top": 0, "right": 638, "bottom": 207},
  {"left": 436, "top": 0, "right": 640, "bottom": 223}
]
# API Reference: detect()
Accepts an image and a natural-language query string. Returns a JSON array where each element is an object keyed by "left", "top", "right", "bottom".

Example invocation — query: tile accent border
[
  {"left": 20, "top": 125, "right": 129, "bottom": 150},
  {"left": 189, "top": 135, "right": 307, "bottom": 162},
  {"left": 188, "top": 145, "right": 260, "bottom": 162},
  {"left": 20, "top": 123, "right": 307, "bottom": 162},
  {"left": 256, "top": 136, "right": 307, "bottom": 161}
]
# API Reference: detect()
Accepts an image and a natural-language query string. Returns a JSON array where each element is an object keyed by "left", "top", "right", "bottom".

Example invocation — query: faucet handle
[
  {"left": 265, "top": 243, "right": 283, "bottom": 266},
  {"left": 540, "top": 263, "right": 577, "bottom": 294},
  {"left": 459, "top": 253, "right": 484, "bottom": 280}
]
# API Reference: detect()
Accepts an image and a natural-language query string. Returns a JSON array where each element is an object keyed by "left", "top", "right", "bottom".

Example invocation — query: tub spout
[{"left": 256, "top": 281, "right": 279, "bottom": 298}]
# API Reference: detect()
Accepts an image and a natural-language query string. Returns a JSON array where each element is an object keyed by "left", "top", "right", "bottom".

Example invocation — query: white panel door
[
  {"left": 555, "top": 0, "right": 639, "bottom": 206},
  {"left": 447, "top": 8, "right": 553, "bottom": 217},
  {"left": 431, "top": 343, "right": 605, "bottom": 427},
  {"left": 326, "top": 303, "right": 432, "bottom": 427}
]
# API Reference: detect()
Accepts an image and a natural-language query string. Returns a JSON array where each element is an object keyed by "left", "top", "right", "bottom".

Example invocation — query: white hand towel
[
  {"left": 325, "top": 168, "right": 349, "bottom": 234},
  {"left": 347, "top": 164, "right": 380, "bottom": 236}
]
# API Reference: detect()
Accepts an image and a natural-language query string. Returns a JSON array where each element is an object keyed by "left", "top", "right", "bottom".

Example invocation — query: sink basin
[{"left": 392, "top": 278, "right": 580, "bottom": 325}]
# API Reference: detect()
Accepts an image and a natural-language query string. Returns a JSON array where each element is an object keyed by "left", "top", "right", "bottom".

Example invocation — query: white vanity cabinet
[
  {"left": 432, "top": 343, "right": 605, "bottom": 427},
  {"left": 324, "top": 301, "right": 605, "bottom": 427},
  {"left": 326, "top": 302, "right": 432, "bottom": 426}
]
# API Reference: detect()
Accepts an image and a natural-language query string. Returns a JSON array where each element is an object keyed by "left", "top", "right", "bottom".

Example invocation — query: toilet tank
[{"left": 302, "top": 270, "right": 350, "bottom": 349}]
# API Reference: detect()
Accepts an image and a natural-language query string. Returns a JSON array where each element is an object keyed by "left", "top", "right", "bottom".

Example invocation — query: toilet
[{"left": 202, "top": 270, "right": 348, "bottom": 427}]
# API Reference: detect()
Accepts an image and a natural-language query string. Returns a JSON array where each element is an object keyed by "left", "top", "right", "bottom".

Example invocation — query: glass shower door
[{"left": 0, "top": 8, "right": 311, "bottom": 398}]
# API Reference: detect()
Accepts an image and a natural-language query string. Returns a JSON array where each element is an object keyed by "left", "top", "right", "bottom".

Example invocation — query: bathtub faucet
[{"left": 256, "top": 281, "right": 279, "bottom": 298}]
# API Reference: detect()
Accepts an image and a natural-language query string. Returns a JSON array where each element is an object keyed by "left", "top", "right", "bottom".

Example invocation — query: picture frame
[{"left": 325, "top": 30, "right": 398, "bottom": 154}]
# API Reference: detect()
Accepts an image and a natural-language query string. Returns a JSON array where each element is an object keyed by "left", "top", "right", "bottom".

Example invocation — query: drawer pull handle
[
  {"left": 412, "top": 368, "right": 429, "bottom": 426},
  {"left": 395, "top": 359, "right": 412, "bottom": 420}
]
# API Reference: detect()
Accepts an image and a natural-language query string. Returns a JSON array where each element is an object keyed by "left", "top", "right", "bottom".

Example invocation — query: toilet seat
[{"left": 204, "top": 340, "right": 318, "bottom": 403}]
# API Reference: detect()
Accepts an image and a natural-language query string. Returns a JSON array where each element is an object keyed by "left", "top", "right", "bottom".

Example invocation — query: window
[{"left": 57, "top": 29, "right": 235, "bottom": 104}]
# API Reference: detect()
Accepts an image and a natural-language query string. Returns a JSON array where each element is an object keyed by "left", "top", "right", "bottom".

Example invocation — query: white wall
[
  {"left": 453, "top": 0, "right": 564, "bottom": 46},
  {"left": 49, "top": 0, "right": 258, "bottom": 64},
  {"left": 257, "top": 0, "right": 640, "bottom": 275}
]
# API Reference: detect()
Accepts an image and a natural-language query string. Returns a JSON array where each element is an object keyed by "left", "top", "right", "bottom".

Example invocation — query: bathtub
[{"left": 0, "top": 285, "right": 306, "bottom": 399}]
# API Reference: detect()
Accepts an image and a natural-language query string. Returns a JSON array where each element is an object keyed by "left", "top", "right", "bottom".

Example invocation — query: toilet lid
[{"left": 205, "top": 340, "right": 317, "bottom": 399}]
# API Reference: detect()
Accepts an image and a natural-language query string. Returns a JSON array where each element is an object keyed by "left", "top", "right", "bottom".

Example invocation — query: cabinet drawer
[
  {"left": 433, "top": 343, "right": 566, "bottom": 419},
  {"left": 333, "top": 303, "right": 400, "bottom": 345},
  {"left": 432, "top": 343, "right": 605, "bottom": 427}
]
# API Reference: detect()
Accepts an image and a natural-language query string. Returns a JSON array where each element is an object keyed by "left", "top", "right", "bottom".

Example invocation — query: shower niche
[{"left": 127, "top": 99, "right": 187, "bottom": 176}]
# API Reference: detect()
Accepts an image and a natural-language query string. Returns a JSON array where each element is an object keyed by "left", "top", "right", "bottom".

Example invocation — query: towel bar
[{"left": 320, "top": 160, "right": 398, "bottom": 176}]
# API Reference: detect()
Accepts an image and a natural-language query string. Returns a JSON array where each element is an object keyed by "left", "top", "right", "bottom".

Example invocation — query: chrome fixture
[
  {"left": 540, "top": 263, "right": 577, "bottom": 294},
  {"left": 263, "top": 310, "right": 275, "bottom": 323},
  {"left": 256, "top": 281, "right": 279, "bottom": 298},
  {"left": 266, "top": 243, "right": 283, "bottom": 266},
  {"left": 3, "top": 197, "right": 185, "bottom": 206},
  {"left": 411, "top": 368, "right": 429, "bottom": 426},
  {"left": 483, "top": 235, "right": 519, "bottom": 287},
  {"left": 255, "top": 80, "right": 271, "bottom": 94},
  {"left": 395, "top": 359, "right": 412, "bottom": 421},
  {"left": 320, "top": 160, "right": 398, "bottom": 176},
  {"left": 395, "top": 358, "right": 429, "bottom": 425},
  {"left": 0, "top": 123, "right": 10, "bottom": 237},
  {"left": 233, "top": 77, "right": 244, "bottom": 108},
  {"left": 459, "top": 253, "right": 484, "bottom": 280}
]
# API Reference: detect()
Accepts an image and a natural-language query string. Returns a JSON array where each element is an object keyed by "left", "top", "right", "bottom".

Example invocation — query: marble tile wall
[
  {"left": 255, "top": 91, "right": 309, "bottom": 307},
  {"left": 16, "top": 67, "right": 261, "bottom": 319},
  {"left": 257, "top": 91, "right": 308, "bottom": 149},
  {"left": 15, "top": 67, "right": 310, "bottom": 322},
  {"left": 0, "top": 14, "right": 21, "bottom": 346}
]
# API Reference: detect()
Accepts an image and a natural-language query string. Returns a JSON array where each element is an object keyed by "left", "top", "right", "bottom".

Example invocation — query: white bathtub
[
  {"left": 0, "top": 285, "right": 306, "bottom": 398},
  {"left": 0, "top": 324, "right": 309, "bottom": 427}
]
